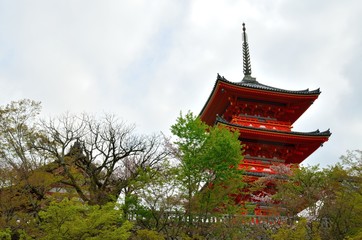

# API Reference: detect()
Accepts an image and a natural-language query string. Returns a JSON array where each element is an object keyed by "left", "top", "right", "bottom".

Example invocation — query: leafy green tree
[
  {"left": 318, "top": 150, "right": 362, "bottom": 240},
  {"left": 272, "top": 218, "right": 308, "bottom": 240},
  {"left": 128, "top": 112, "right": 245, "bottom": 238},
  {"left": 273, "top": 150, "right": 362, "bottom": 240},
  {"left": 127, "top": 164, "right": 186, "bottom": 237},
  {"left": 0, "top": 100, "right": 52, "bottom": 238},
  {"left": 170, "top": 111, "right": 244, "bottom": 234},
  {"left": 131, "top": 229, "right": 165, "bottom": 240},
  {"left": 0, "top": 99, "right": 44, "bottom": 171},
  {"left": 274, "top": 165, "right": 328, "bottom": 218},
  {"left": 38, "top": 198, "right": 132, "bottom": 240}
]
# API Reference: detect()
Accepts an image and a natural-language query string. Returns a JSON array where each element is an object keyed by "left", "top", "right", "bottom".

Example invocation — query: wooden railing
[
  {"left": 230, "top": 116, "right": 292, "bottom": 131},
  {"left": 127, "top": 211, "right": 289, "bottom": 225}
]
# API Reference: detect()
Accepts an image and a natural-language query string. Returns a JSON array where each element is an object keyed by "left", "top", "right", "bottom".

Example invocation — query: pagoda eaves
[
  {"left": 216, "top": 116, "right": 330, "bottom": 164},
  {"left": 200, "top": 74, "right": 321, "bottom": 126}
]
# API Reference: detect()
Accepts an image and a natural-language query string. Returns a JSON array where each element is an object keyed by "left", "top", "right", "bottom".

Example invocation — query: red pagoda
[{"left": 199, "top": 23, "right": 331, "bottom": 217}]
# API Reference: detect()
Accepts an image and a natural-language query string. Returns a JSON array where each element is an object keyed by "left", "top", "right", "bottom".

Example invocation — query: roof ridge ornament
[{"left": 242, "top": 23, "right": 257, "bottom": 83}]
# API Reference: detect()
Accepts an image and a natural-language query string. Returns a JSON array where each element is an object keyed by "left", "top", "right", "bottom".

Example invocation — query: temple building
[{"left": 199, "top": 23, "right": 331, "bottom": 217}]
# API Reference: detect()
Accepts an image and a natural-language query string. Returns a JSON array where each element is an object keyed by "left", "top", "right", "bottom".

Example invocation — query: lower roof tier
[{"left": 216, "top": 117, "right": 331, "bottom": 164}]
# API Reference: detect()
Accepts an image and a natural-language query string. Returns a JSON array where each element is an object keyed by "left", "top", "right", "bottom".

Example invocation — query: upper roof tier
[
  {"left": 200, "top": 23, "right": 324, "bottom": 127},
  {"left": 200, "top": 74, "right": 321, "bottom": 126},
  {"left": 235, "top": 75, "right": 320, "bottom": 95}
]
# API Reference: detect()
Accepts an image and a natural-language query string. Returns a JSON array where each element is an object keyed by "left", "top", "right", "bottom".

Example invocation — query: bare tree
[{"left": 36, "top": 113, "right": 170, "bottom": 205}]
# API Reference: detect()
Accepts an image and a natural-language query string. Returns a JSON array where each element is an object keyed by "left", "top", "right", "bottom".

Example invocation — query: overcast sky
[{"left": 1, "top": 0, "right": 361, "bottom": 167}]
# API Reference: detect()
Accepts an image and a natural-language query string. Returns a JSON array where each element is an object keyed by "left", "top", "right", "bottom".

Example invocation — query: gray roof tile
[{"left": 217, "top": 74, "right": 321, "bottom": 95}]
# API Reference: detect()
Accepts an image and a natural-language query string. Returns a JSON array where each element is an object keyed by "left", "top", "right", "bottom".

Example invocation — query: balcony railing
[{"left": 127, "top": 211, "right": 290, "bottom": 225}]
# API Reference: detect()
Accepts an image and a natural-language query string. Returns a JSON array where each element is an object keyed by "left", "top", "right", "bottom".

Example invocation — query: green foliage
[
  {"left": 171, "top": 112, "right": 242, "bottom": 172},
  {"left": 272, "top": 218, "right": 308, "bottom": 240},
  {"left": 318, "top": 150, "right": 362, "bottom": 240},
  {"left": 345, "top": 230, "right": 362, "bottom": 240},
  {"left": 273, "top": 150, "right": 362, "bottom": 240},
  {"left": 0, "top": 100, "right": 50, "bottom": 238},
  {"left": 274, "top": 165, "right": 329, "bottom": 216},
  {"left": 0, "top": 99, "right": 42, "bottom": 169},
  {"left": 170, "top": 111, "right": 243, "bottom": 200},
  {"left": 132, "top": 229, "right": 165, "bottom": 240},
  {"left": 128, "top": 164, "right": 184, "bottom": 233},
  {"left": 0, "top": 229, "right": 11, "bottom": 240},
  {"left": 38, "top": 198, "right": 132, "bottom": 240},
  {"left": 2, "top": 100, "right": 361, "bottom": 239},
  {"left": 169, "top": 111, "right": 244, "bottom": 237}
]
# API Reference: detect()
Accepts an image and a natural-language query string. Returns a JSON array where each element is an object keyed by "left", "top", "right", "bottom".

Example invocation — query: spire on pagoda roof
[{"left": 242, "top": 23, "right": 257, "bottom": 83}]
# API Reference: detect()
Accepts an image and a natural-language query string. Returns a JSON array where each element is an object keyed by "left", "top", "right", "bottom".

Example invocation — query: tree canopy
[
  {"left": 0, "top": 100, "right": 361, "bottom": 239},
  {"left": 170, "top": 111, "right": 243, "bottom": 202}
]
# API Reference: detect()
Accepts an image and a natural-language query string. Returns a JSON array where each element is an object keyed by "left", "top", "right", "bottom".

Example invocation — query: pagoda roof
[
  {"left": 215, "top": 116, "right": 331, "bottom": 164},
  {"left": 218, "top": 74, "right": 321, "bottom": 95},
  {"left": 216, "top": 116, "right": 331, "bottom": 138},
  {"left": 200, "top": 75, "right": 321, "bottom": 126}
]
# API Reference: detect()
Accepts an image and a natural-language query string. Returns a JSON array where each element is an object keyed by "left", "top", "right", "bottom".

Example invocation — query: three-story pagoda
[{"left": 199, "top": 23, "right": 331, "bottom": 216}]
